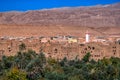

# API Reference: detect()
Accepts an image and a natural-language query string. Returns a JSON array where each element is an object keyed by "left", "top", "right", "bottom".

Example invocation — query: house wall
[{"left": 0, "top": 39, "right": 120, "bottom": 60}]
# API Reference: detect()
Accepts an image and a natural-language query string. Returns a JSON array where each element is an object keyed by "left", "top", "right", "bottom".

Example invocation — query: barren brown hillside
[
  {"left": 0, "top": 25, "right": 101, "bottom": 37},
  {"left": 0, "top": 3, "right": 120, "bottom": 37},
  {"left": 0, "top": 25, "right": 120, "bottom": 37},
  {"left": 0, "top": 3, "right": 120, "bottom": 27}
]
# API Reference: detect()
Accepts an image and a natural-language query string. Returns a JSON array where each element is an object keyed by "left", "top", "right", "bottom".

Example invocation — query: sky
[{"left": 0, "top": 0, "right": 120, "bottom": 12}]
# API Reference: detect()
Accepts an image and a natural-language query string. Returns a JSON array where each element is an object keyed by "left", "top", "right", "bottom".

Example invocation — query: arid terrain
[
  {"left": 0, "top": 3, "right": 120, "bottom": 37},
  {"left": 0, "top": 25, "right": 120, "bottom": 37},
  {"left": 0, "top": 3, "right": 120, "bottom": 70},
  {"left": 0, "top": 3, "right": 120, "bottom": 26}
]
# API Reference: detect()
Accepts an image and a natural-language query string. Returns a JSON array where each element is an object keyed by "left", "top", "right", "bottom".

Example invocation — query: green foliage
[
  {"left": 19, "top": 43, "right": 26, "bottom": 51},
  {"left": 68, "top": 75, "right": 85, "bottom": 80},
  {"left": 45, "top": 72, "right": 67, "bottom": 80},
  {"left": 47, "top": 57, "right": 58, "bottom": 66},
  {"left": 25, "top": 52, "right": 46, "bottom": 80},
  {"left": 14, "top": 49, "right": 37, "bottom": 69},
  {"left": 0, "top": 50, "right": 120, "bottom": 80},
  {"left": 4, "top": 67, "right": 27, "bottom": 80},
  {"left": 82, "top": 52, "right": 91, "bottom": 62}
]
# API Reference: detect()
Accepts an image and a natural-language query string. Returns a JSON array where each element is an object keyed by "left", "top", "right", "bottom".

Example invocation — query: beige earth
[{"left": 0, "top": 25, "right": 120, "bottom": 37}]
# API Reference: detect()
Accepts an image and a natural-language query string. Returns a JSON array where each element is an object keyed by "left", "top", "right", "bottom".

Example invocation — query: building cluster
[{"left": 0, "top": 32, "right": 120, "bottom": 60}]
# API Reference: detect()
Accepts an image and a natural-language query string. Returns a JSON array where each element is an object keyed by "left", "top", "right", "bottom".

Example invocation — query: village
[{"left": 0, "top": 31, "right": 120, "bottom": 60}]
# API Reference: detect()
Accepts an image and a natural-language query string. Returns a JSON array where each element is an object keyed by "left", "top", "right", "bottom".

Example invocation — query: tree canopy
[{"left": 0, "top": 49, "right": 120, "bottom": 80}]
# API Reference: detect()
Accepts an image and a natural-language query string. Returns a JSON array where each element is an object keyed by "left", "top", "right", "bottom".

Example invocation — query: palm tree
[{"left": 19, "top": 43, "right": 26, "bottom": 52}]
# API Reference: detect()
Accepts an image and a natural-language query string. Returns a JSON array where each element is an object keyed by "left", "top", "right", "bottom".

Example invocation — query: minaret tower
[{"left": 86, "top": 30, "right": 90, "bottom": 43}]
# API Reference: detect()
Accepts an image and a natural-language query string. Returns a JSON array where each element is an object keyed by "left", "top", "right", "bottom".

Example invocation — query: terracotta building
[{"left": 0, "top": 38, "right": 120, "bottom": 60}]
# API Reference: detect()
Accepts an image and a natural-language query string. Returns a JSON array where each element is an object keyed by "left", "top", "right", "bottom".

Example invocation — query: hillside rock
[{"left": 0, "top": 3, "right": 120, "bottom": 27}]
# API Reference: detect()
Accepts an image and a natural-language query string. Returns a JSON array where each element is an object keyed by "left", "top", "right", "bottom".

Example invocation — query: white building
[{"left": 86, "top": 31, "right": 90, "bottom": 43}]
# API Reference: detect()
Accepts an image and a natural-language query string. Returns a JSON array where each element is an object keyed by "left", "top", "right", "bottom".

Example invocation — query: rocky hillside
[{"left": 0, "top": 3, "right": 120, "bottom": 27}]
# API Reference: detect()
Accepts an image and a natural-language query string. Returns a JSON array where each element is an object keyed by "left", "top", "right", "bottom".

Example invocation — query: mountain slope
[{"left": 0, "top": 3, "right": 120, "bottom": 27}]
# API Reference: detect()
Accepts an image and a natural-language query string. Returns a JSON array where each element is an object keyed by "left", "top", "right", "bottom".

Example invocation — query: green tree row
[{"left": 0, "top": 43, "right": 120, "bottom": 80}]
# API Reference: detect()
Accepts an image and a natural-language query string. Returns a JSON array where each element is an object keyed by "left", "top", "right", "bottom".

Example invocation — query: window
[
  {"left": 54, "top": 48, "right": 58, "bottom": 53},
  {"left": 84, "top": 48, "right": 87, "bottom": 50},
  {"left": 48, "top": 53, "right": 51, "bottom": 54},
  {"left": 88, "top": 46, "right": 91, "bottom": 49},
  {"left": 80, "top": 44, "right": 84, "bottom": 46},
  {"left": 113, "top": 50, "right": 116, "bottom": 52},
  {"left": 94, "top": 55, "right": 100, "bottom": 57},
  {"left": 112, "top": 46, "right": 116, "bottom": 48},
  {"left": 9, "top": 49, "right": 11, "bottom": 52},
  {"left": 114, "top": 53, "right": 116, "bottom": 55},
  {"left": 92, "top": 47, "right": 95, "bottom": 50}
]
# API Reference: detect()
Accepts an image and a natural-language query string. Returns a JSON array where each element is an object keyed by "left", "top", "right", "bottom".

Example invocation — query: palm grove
[{"left": 0, "top": 43, "right": 120, "bottom": 80}]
